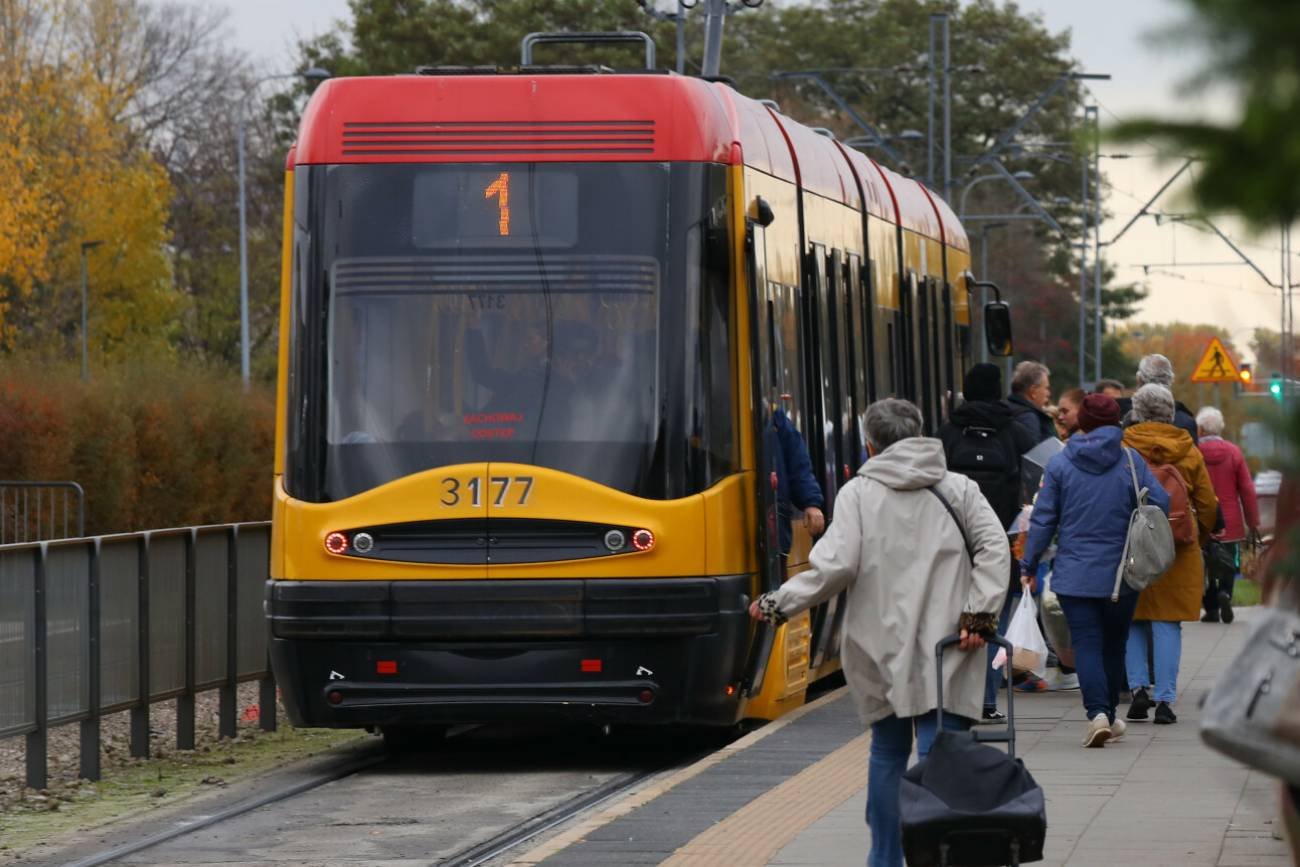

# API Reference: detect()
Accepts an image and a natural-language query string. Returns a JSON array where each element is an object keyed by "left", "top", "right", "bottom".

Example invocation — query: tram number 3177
[{"left": 440, "top": 475, "right": 535, "bottom": 507}]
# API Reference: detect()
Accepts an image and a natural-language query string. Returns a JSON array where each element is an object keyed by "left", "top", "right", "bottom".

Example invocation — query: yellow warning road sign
[{"left": 1190, "top": 337, "right": 1240, "bottom": 383}]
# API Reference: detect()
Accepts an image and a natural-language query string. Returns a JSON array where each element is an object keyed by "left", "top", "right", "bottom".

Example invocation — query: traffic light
[
  {"left": 1271, "top": 371, "right": 1283, "bottom": 400},
  {"left": 1240, "top": 363, "right": 1253, "bottom": 387}
]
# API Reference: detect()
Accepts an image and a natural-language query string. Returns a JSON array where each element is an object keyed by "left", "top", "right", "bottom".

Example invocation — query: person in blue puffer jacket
[
  {"left": 770, "top": 407, "right": 826, "bottom": 555},
  {"left": 1019, "top": 394, "right": 1169, "bottom": 749}
]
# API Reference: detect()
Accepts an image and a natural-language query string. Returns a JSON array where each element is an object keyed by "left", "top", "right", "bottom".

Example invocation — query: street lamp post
[
  {"left": 79, "top": 240, "right": 104, "bottom": 382},
  {"left": 957, "top": 169, "right": 1035, "bottom": 219},
  {"left": 237, "top": 67, "right": 330, "bottom": 388}
]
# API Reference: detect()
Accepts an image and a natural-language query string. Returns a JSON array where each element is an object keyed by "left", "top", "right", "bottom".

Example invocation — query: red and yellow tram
[{"left": 266, "top": 54, "right": 1010, "bottom": 740}]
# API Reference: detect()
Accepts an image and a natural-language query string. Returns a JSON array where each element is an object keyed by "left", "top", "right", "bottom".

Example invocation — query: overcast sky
[{"left": 207, "top": 0, "right": 1282, "bottom": 369}]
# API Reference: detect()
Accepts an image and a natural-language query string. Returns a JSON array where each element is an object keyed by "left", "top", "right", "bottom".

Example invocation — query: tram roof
[{"left": 292, "top": 72, "right": 949, "bottom": 237}]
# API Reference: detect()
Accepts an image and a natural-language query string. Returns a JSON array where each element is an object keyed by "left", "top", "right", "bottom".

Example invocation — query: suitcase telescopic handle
[{"left": 934, "top": 633, "right": 1016, "bottom": 758}]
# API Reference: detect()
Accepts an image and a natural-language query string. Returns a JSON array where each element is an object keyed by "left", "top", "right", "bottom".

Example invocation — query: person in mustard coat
[{"left": 1121, "top": 384, "right": 1218, "bottom": 725}]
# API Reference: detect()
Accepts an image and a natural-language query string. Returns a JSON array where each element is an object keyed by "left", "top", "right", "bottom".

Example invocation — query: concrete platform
[{"left": 510, "top": 609, "right": 1294, "bottom": 866}]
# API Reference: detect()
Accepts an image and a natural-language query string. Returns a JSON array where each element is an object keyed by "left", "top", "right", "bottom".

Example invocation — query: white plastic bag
[{"left": 992, "top": 593, "right": 1048, "bottom": 678}]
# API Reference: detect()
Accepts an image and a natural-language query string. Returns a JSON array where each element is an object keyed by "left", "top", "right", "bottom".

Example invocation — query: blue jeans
[
  {"left": 867, "top": 710, "right": 972, "bottom": 867},
  {"left": 1057, "top": 592, "right": 1138, "bottom": 723},
  {"left": 1126, "top": 621, "right": 1182, "bottom": 704},
  {"left": 983, "top": 593, "right": 1016, "bottom": 710}
]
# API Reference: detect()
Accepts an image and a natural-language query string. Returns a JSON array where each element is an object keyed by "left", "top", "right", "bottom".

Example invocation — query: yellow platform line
[
  {"left": 659, "top": 732, "right": 868, "bottom": 866},
  {"left": 506, "top": 688, "right": 850, "bottom": 866}
]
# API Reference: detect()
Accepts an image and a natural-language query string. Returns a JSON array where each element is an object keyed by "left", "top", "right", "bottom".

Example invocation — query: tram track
[
  {"left": 60, "top": 743, "right": 390, "bottom": 867},
  {"left": 46, "top": 723, "right": 713, "bottom": 867},
  {"left": 435, "top": 763, "right": 663, "bottom": 867}
]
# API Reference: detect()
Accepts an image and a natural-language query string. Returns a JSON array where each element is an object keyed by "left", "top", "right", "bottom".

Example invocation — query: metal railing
[
  {"left": 0, "top": 481, "right": 85, "bottom": 543},
  {"left": 0, "top": 522, "right": 275, "bottom": 789}
]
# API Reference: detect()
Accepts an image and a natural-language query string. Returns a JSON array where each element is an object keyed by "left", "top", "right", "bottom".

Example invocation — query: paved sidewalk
[
  {"left": 771, "top": 609, "right": 1290, "bottom": 866},
  {"left": 514, "top": 607, "right": 1293, "bottom": 866}
]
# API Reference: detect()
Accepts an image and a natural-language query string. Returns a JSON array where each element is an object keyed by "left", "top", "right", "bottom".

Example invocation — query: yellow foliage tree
[
  {"left": 0, "top": 0, "right": 178, "bottom": 357},
  {"left": 0, "top": 71, "right": 58, "bottom": 327}
]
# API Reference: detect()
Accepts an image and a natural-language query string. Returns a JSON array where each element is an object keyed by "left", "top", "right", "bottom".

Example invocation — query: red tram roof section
[
  {"left": 294, "top": 74, "right": 737, "bottom": 166},
  {"left": 292, "top": 73, "right": 947, "bottom": 233},
  {"left": 836, "top": 143, "right": 897, "bottom": 222}
]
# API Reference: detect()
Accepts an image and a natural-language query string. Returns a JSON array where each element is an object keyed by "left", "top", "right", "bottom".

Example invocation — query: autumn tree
[{"left": 0, "top": 0, "right": 178, "bottom": 359}]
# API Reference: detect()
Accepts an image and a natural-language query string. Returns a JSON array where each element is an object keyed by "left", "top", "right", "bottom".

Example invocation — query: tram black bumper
[{"left": 267, "top": 575, "right": 754, "bottom": 728}]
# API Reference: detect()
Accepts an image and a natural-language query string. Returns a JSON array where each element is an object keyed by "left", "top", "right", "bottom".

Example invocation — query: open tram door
[{"left": 741, "top": 197, "right": 784, "bottom": 698}]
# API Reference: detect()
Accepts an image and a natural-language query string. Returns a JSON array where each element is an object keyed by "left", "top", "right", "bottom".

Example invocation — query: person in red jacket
[{"left": 1196, "top": 407, "right": 1260, "bottom": 623}]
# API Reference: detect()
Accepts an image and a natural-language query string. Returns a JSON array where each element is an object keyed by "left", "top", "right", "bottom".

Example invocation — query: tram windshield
[{"left": 287, "top": 162, "right": 734, "bottom": 502}]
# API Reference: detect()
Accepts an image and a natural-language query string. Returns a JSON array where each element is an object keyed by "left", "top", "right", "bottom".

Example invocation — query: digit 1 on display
[{"left": 484, "top": 172, "right": 510, "bottom": 236}]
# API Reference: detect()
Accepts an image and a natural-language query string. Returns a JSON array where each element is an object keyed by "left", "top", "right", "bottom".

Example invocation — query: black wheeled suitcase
[{"left": 900, "top": 635, "right": 1047, "bottom": 866}]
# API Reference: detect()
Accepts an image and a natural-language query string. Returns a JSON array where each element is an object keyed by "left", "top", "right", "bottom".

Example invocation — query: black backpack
[{"left": 944, "top": 424, "right": 1020, "bottom": 528}]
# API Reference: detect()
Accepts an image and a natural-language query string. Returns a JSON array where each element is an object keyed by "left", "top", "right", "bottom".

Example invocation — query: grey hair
[
  {"left": 1010, "top": 361, "right": 1049, "bottom": 395},
  {"left": 1132, "top": 383, "right": 1176, "bottom": 424},
  {"left": 1197, "top": 406, "right": 1225, "bottom": 436},
  {"left": 1136, "top": 354, "right": 1175, "bottom": 387},
  {"left": 865, "top": 398, "right": 923, "bottom": 452}
]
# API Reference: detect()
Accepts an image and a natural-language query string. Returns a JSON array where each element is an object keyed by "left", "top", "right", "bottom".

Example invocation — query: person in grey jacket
[{"left": 750, "top": 398, "right": 1009, "bottom": 867}]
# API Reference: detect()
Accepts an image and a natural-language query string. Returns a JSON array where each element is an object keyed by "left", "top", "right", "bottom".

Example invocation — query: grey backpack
[{"left": 1110, "top": 448, "right": 1176, "bottom": 602}]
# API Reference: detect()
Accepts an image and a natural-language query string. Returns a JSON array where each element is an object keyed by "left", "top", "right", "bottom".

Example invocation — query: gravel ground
[{"left": 0, "top": 681, "right": 278, "bottom": 814}]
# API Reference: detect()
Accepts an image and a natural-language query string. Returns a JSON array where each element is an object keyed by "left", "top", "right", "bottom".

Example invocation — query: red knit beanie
[{"left": 1077, "top": 393, "right": 1121, "bottom": 432}]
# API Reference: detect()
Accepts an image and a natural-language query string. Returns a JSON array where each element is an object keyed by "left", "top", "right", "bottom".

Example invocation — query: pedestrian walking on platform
[
  {"left": 938, "top": 363, "right": 1036, "bottom": 723},
  {"left": 1195, "top": 407, "right": 1259, "bottom": 624},
  {"left": 1007, "top": 361, "right": 1057, "bottom": 444},
  {"left": 1118, "top": 354, "right": 1199, "bottom": 443},
  {"left": 1020, "top": 394, "right": 1170, "bottom": 747},
  {"left": 1122, "top": 385, "right": 1218, "bottom": 725},
  {"left": 750, "top": 398, "right": 1009, "bottom": 867}
]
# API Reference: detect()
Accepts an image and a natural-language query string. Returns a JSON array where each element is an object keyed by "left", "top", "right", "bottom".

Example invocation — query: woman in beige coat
[
  {"left": 1122, "top": 384, "right": 1217, "bottom": 725},
  {"left": 750, "top": 398, "right": 1009, "bottom": 867}
]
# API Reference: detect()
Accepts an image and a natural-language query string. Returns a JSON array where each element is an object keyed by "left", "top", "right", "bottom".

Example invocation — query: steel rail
[
  {"left": 436, "top": 764, "right": 666, "bottom": 867},
  {"left": 60, "top": 744, "right": 389, "bottom": 867}
]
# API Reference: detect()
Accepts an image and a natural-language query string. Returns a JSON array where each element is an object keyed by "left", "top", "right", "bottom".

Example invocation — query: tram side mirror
[
  {"left": 753, "top": 196, "right": 775, "bottom": 227},
  {"left": 984, "top": 301, "right": 1014, "bottom": 357}
]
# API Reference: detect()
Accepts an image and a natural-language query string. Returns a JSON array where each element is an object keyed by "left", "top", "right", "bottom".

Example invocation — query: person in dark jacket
[
  {"left": 1007, "top": 361, "right": 1057, "bottom": 444},
  {"left": 1020, "top": 394, "right": 1170, "bottom": 748},
  {"left": 940, "top": 363, "right": 1037, "bottom": 722},
  {"left": 771, "top": 407, "right": 825, "bottom": 555},
  {"left": 1116, "top": 354, "right": 1198, "bottom": 443}
]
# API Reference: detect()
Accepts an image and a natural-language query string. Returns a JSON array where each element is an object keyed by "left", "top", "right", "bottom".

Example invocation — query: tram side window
[
  {"left": 769, "top": 281, "right": 805, "bottom": 433},
  {"left": 886, "top": 320, "right": 897, "bottom": 398},
  {"left": 685, "top": 177, "right": 735, "bottom": 488}
]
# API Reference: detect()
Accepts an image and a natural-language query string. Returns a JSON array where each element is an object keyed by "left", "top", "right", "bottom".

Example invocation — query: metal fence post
[
  {"left": 25, "top": 545, "right": 47, "bottom": 790},
  {"left": 177, "top": 529, "right": 196, "bottom": 750},
  {"left": 219, "top": 526, "right": 238, "bottom": 739},
  {"left": 130, "top": 535, "right": 151, "bottom": 759},
  {"left": 79, "top": 538, "right": 102, "bottom": 781},
  {"left": 259, "top": 661, "right": 277, "bottom": 733},
  {"left": 259, "top": 531, "right": 277, "bottom": 733}
]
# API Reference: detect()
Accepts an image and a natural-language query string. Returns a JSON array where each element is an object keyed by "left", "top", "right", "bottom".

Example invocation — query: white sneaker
[
  {"left": 1083, "top": 713, "right": 1112, "bottom": 748},
  {"left": 1110, "top": 717, "right": 1127, "bottom": 742},
  {"left": 1048, "top": 671, "right": 1080, "bottom": 691}
]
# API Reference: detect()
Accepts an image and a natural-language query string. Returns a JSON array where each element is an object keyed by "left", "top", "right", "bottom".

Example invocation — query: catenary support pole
[
  {"left": 1091, "top": 106, "right": 1102, "bottom": 383},
  {"left": 928, "top": 15, "right": 939, "bottom": 189},
  {"left": 1079, "top": 153, "right": 1089, "bottom": 385},
  {"left": 941, "top": 13, "right": 951, "bottom": 201}
]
